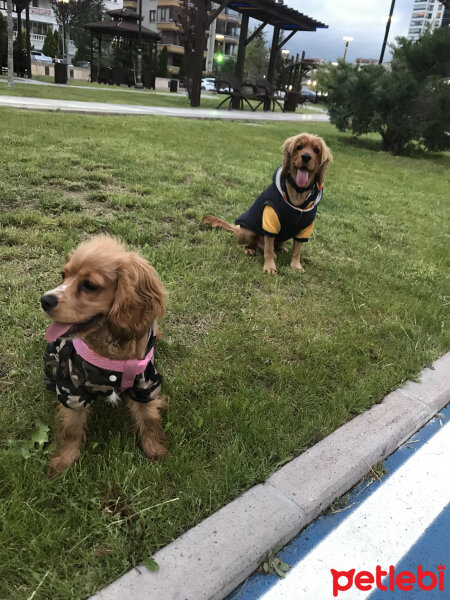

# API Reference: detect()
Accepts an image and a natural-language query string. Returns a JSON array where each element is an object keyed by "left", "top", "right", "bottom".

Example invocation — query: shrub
[{"left": 320, "top": 28, "right": 450, "bottom": 154}]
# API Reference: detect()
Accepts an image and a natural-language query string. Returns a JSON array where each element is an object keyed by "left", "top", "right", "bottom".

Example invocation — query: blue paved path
[{"left": 229, "top": 405, "right": 449, "bottom": 600}]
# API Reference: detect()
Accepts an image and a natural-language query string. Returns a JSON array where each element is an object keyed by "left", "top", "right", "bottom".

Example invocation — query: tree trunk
[
  {"left": 6, "top": 0, "right": 14, "bottom": 87},
  {"left": 190, "top": 0, "right": 207, "bottom": 107}
]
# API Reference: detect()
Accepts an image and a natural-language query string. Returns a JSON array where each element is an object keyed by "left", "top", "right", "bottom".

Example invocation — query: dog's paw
[
  {"left": 244, "top": 248, "right": 256, "bottom": 256},
  {"left": 46, "top": 456, "right": 70, "bottom": 478},
  {"left": 264, "top": 264, "right": 277, "bottom": 275},
  {"left": 290, "top": 262, "right": 305, "bottom": 273},
  {"left": 141, "top": 438, "right": 170, "bottom": 461}
]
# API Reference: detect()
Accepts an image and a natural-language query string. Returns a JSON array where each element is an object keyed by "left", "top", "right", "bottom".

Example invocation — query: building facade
[
  {"left": 1, "top": 0, "right": 239, "bottom": 75},
  {"left": 1, "top": 0, "right": 56, "bottom": 52},
  {"left": 0, "top": 0, "right": 122, "bottom": 60},
  {"left": 407, "top": 0, "right": 449, "bottom": 41},
  {"left": 143, "top": 0, "right": 241, "bottom": 75}
]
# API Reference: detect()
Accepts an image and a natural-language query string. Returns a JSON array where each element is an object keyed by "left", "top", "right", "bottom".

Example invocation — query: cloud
[{"left": 273, "top": 0, "right": 415, "bottom": 62}]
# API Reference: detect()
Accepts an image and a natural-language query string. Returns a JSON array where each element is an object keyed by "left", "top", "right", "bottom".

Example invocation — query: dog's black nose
[
  {"left": 41, "top": 294, "right": 59, "bottom": 312},
  {"left": 301, "top": 153, "right": 312, "bottom": 163}
]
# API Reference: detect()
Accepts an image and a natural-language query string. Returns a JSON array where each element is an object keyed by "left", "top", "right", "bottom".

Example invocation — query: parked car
[
  {"left": 300, "top": 87, "right": 317, "bottom": 103},
  {"left": 201, "top": 77, "right": 216, "bottom": 91},
  {"left": 74, "top": 60, "right": 91, "bottom": 69},
  {"left": 30, "top": 51, "right": 53, "bottom": 64}
]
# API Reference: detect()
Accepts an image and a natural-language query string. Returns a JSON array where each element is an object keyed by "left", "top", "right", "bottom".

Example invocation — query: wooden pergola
[
  {"left": 191, "top": 0, "right": 328, "bottom": 106},
  {"left": 86, "top": 8, "right": 161, "bottom": 88}
]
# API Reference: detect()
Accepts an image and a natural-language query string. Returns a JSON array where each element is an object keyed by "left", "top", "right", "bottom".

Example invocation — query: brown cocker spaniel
[
  {"left": 203, "top": 133, "right": 333, "bottom": 274},
  {"left": 41, "top": 235, "right": 168, "bottom": 477}
]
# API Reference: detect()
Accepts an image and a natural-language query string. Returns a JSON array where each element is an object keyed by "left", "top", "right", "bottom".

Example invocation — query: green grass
[
  {"left": 0, "top": 109, "right": 449, "bottom": 599},
  {"left": 0, "top": 78, "right": 320, "bottom": 113}
]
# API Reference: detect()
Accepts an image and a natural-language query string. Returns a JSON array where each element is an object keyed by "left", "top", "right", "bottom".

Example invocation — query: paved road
[
  {"left": 229, "top": 404, "right": 450, "bottom": 600},
  {"left": 0, "top": 94, "right": 330, "bottom": 122}
]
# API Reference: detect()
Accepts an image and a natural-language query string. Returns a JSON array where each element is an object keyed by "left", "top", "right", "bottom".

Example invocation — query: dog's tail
[{"left": 202, "top": 214, "right": 238, "bottom": 235}]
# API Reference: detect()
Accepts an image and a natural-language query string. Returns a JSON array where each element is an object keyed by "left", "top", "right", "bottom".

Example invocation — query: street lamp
[
  {"left": 59, "top": 0, "right": 69, "bottom": 64},
  {"left": 379, "top": 0, "right": 396, "bottom": 64},
  {"left": 135, "top": 0, "right": 143, "bottom": 88},
  {"left": 343, "top": 36, "right": 353, "bottom": 62}
]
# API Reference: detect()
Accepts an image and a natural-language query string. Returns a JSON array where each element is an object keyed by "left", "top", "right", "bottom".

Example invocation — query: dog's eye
[
  {"left": 81, "top": 280, "right": 97, "bottom": 292},
  {"left": 61, "top": 272, "right": 65, "bottom": 281},
  {"left": 297, "top": 144, "right": 303, "bottom": 151},
  {"left": 313, "top": 147, "right": 320, "bottom": 154}
]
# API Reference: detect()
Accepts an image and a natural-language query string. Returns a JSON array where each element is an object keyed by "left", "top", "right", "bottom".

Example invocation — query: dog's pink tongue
[
  {"left": 296, "top": 169, "right": 310, "bottom": 188},
  {"left": 45, "top": 322, "right": 72, "bottom": 343}
]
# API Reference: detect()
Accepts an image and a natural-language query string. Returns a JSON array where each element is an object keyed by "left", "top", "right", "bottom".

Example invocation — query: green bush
[
  {"left": 157, "top": 46, "right": 169, "bottom": 77},
  {"left": 320, "top": 28, "right": 450, "bottom": 154}
]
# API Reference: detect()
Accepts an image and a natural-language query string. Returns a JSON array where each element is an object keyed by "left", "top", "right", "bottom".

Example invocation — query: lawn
[
  {"left": 0, "top": 108, "right": 449, "bottom": 600},
  {"left": 0, "top": 78, "right": 322, "bottom": 113}
]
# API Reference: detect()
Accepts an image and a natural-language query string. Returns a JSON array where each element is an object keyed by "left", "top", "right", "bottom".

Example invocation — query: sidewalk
[
  {"left": 0, "top": 94, "right": 330, "bottom": 122},
  {"left": 90, "top": 352, "right": 450, "bottom": 600}
]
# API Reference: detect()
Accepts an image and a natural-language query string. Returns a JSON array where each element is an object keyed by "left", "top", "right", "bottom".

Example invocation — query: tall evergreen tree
[
  {"left": 42, "top": 28, "right": 56, "bottom": 57},
  {"left": 243, "top": 29, "right": 268, "bottom": 82},
  {"left": 157, "top": 46, "right": 168, "bottom": 77}
]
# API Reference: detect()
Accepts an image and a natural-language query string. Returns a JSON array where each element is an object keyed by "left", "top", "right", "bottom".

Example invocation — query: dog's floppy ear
[
  {"left": 108, "top": 253, "right": 166, "bottom": 341},
  {"left": 281, "top": 136, "right": 297, "bottom": 176},
  {"left": 317, "top": 138, "right": 333, "bottom": 187}
]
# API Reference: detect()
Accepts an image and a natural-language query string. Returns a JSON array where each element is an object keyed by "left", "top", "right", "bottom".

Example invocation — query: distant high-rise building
[{"left": 408, "top": 1, "right": 450, "bottom": 41}]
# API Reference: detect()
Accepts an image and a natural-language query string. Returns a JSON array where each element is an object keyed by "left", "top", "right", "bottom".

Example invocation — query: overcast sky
[{"left": 276, "top": 0, "right": 415, "bottom": 63}]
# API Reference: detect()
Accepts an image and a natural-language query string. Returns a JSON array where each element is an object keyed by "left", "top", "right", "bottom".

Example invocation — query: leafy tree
[
  {"left": 243, "top": 29, "right": 268, "bottom": 82},
  {"left": 321, "top": 28, "right": 450, "bottom": 154},
  {"left": 222, "top": 56, "right": 235, "bottom": 73},
  {"left": 13, "top": 28, "right": 27, "bottom": 53},
  {"left": 157, "top": 46, "right": 168, "bottom": 77},
  {"left": 50, "top": 0, "right": 104, "bottom": 61},
  {"left": 175, "top": 0, "right": 196, "bottom": 80}
]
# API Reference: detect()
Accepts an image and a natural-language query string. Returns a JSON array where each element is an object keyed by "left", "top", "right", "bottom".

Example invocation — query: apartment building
[
  {"left": 1, "top": 0, "right": 56, "bottom": 51},
  {"left": 2, "top": 0, "right": 239, "bottom": 75},
  {"left": 0, "top": 0, "right": 121, "bottom": 58},
  {"left": 146, "top": 0, "right": 241, "bottom": 75},
  {"left": 408, "top": 0, "right": 449, "bottom": 41}
]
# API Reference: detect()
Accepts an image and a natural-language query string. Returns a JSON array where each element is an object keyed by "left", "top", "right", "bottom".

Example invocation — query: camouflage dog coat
[{"left": 44, "top": 331, "right": 162, "bottom": 409}]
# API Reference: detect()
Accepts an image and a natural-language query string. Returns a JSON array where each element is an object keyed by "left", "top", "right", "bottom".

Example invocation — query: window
[
  {"left": 157, "top": 7, "right": 172, "bottom": 22},
  {"left": 149, "top": 10, "right": 156, "bottom": 22}
]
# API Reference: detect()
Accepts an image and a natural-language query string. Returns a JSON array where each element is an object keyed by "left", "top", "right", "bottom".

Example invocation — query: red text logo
[{"left": 330, "top": 564, "right": 445, "bottom": 597}]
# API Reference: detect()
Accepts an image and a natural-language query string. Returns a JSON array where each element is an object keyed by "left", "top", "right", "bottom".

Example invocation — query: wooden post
[
  {"left": 190, "top": 0, "right": 208, "bottom": 107},
  {"left": 232, "top": 12, "right": 249, "bottom": 109},
  {"left": 90, "top": 31, "right": 94, "bottom": 82},
  {"left": 6, "top": 0, "right": 14, "bottom": 87},
  {"left": 25, "top": 1, "right": 31, "bottom": 78},
  {"left": 267, "top": 25, "right": 280, "bottom": 83}
]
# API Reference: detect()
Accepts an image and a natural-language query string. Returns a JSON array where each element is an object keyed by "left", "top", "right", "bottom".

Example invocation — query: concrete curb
[{"left": 91, "top": 352, "right": 450, "bottom": 600}]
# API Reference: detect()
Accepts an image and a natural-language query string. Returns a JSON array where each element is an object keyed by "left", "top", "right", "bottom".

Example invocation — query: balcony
[
  {"left": 157, "top": 22, "right": 179, "bottom": 30},
  {"left": 157, "top": 43, "right": 184, "bottom": 54},
  {"left": 157, "top": 0, "right": 180, "bottom": 6}
]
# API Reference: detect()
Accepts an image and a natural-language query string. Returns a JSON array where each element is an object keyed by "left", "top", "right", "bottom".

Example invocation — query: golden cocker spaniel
[
  {"left": 203, "top": 133, "right": 333, "bottom": 274},
  {"left": 41, "top": 235, "right": 168, "bottom": 477}
]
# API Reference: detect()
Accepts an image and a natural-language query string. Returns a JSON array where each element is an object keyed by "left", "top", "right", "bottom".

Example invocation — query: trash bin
[
  {"left": 54, "top": 61, "right": 68, "bottom": 85},
  {"left": 283, "top": 92, "right": 300, "bottom": 112},
  {"left": 169, "top": 79, "right": 178, "bottom": 93}
]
